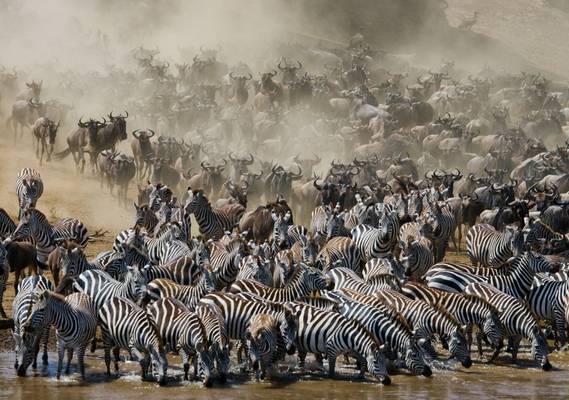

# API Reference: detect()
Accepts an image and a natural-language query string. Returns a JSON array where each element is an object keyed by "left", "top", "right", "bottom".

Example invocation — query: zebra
[
  {"left": 11, "top": 208, "right": 88, "bottom": 267},
  {"left": 98, "top": 297, "right": 168, "bottom": 383},
  {"left": 16, "top": 168, "right": 44, "bottom": 219},
  {"left": 208, "top": 238, "right": 245, "bottom": 290},
  {"left": 371, "top": 288, "right": 472, "bottom": 368},
  {"left": 246, "top": 313, "right": 279, "bottom": 380},
  {"left": 235, "top": 255, "right": 273, "bottom": 285},
  {"left": 142, "top": 256, "right": 203, "bottom": 285},
  {"left": 143, "top": 268, "right": 215, "bottom": 309},
  {"left": 466, "top": 224, "right": 523, "bottom": 267},
  {"left": 351, "top": 205, "right": 400, "bottom": 261},
  {"left": 465, "top": 282, "right": 552, "bottom": 370},
  {"left": 148, "top": 297, "right": 214, "bottom": 386},
  {"left": 143, "top": 222, "right": 186, "bottom": 264},
  {"left": 195, "top": 303, "right": 230, "bottom": 383},
  {"left": 527, "top": 279, "right": 569, "bottom": 346},
  {"left": 421, "top": 200, "right": 456, "bottom": 262},
  {"left": 362, "top": 257, "right": 405, "bottom": 281},
  {"left": 324, "top": 207, "right": 351, "bottom": 240},
  {"left": 327, "top": 289, "right": 432, "bottom": 376},
  {"left": 290, "top": 233, "right": 318, "bottom": 265},
  {"left": 273, "top": 250, "right": 296, "bottom": 287},
  {"left": 402, "top": 281, "right": 505, "bottom": 356},
  {"left": 310, "top": 205, "right": 330, "bottom": 244},
  {"left": 185, "top": 189, "right": 243, "bottom": 240},
  {"left": 133, "top": 202, "right": 159, "bottom": 233},
  {"left": 398, "top": 219, "right": 435, "bottom": 279},
  {"left": 21, "top": 291, "right": 97, "bottom": 379},
  {"left": 317, "top": 237, "right": 363, "bottom": 273},
  {"left": 229, "top": 263, "right": 329, "bottom": 302},
  {"left": 287, "top": 301, "right": 391, "bottom": 384},
  {"left": 0, "top": 208, "right": 16, "bottom": 238},
  {"left": 426, "top": 251, "right": 551, "bottom": 299},
  {"left": 55, "top": 244, "right": 102, "bottom": 292},
  {"left": 524, "top": 219, "right": 566, "bottom": 253},
  {"left": 327, "top": 267, "right": 401, "bottom": 294},
  {"left": 73, "top": 267, "right": 147, "bottom": 309},
  {"left": 199, "top": 292, "right": 298, "bottom": 358},
  {"left": 12, "top": 275, "right": 53, "bottom": 375}
]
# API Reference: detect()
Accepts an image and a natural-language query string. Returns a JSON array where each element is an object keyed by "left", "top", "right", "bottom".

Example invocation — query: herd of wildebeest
[{"left": 1, "top": 35, "right": 569, "bottom": 386}]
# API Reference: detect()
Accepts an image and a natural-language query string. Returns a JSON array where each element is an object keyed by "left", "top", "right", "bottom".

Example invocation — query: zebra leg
[
  {"left": 476, "top": 329, "right": 485, "bottom": 357},
  {"left": 56, "top": 341, "right": 65, "bottom": 379},
  {"left": 180, "top": 349, "right": 190, "bottom": 380},
  {"left": 0, "top": 278, "right": 6, "bottom": 318},
  {"left": 314, "top": 353, "right": 325, "bottom": 371},
  {"left": 297, "top": 350, "right": 307, "bottom": 371},
  {"left": 113, "top": 348, "right": 121, "bottom": 372},
  {"left": 553, "top": 308, "right": 567, "bottom": 349},
  {"left": 77, "top": 345, "right": 87, "bottom": 380},
  {"left": 42, "top": 329, "right": 49, "bottom": 366},
  {"left": 489, "top": 342, "right": 503, "bottom": 364},
  {"left": 104, "top": 346, "right": 111, "bottom": 375},
  {"left": 65, "top": 348, "right": 74, "bottom": 374},
  {"left": 327, "top": 353, "right": 337, "bottom": 378},
  {"left": 510, "top": 336, "right": 522, "bottom": 363}
]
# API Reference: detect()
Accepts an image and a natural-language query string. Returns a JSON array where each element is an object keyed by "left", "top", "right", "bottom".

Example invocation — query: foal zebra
[
  {"left": 12, "top": 275, "right": 53, "bottom": 375},
  {"left": 22, "top": 291, "right": 97, "bottom": 379},
  {"left": 465, "top": 282, "right": 551, "bottom": 370},
  {"left": 287, "top": 301, "right": 391, "bottom": 384},
  {"left": 16, "top": 168, "right": 44, "bottom": 219},
  {"left": 98, "top": 297, "right": 168, "bottom": 383},
  {"left": 148, "top": 297, "right": 213, "bottom": 386}
]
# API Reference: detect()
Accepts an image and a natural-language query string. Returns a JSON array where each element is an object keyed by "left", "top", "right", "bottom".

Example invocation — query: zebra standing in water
[
  {"left": 195, "top": 303, "right": 230, "bottom": 383},
  {"left": 351, "top": 204, "right": 400, "bottom": 261},
  {"left": 11, "top": 208, "right": 88, "bottom": 267},
  {"left": 466, "top": 224, "right": 523, "bottom": 267},
  {"left": 21, "top": 291, "right": 97, "bottom": 379},
  {"left": 98, "top": 297, "right": 168, "bottom": 384},
  {"left": 465, "top": 282, "right": 551, "bottom": 370},
  {"left": 402, "top": 282, "right": 505, "bottom": 355},
  {"left": 12, "top": 275, "right": 53, "bottom": 376},
  {"left": 287, "top": 301, "right": 391, "bottom": 384},
  {"left": 185, "top": 189, "right": 244, "bottom": 240},
  {"left": 16, "top": 168, "right": 44, "bottom": 219},
  {"left": 246, "top": 314, "right": 280, "bottom": 381},
  {"left": 148, "top": 298, "right": 213, "bottom": 386}
]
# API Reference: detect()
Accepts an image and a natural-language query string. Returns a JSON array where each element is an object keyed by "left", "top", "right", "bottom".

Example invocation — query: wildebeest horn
[
  {"left": 297, "top": 61, "right": 302, "bottom": 69},
  {"left": 229, "top": 152, "right": 236, "bottom": 162},
  {"left": 201, "top": 161, "right": 210, "bottom": 169},
  {"left": 109, "top": 111, "right": 115, "bottom": 119},
  {"left": 124, "top": 110, "right": 128, "bottom": 118},
  {"left": 147, "top": 129, "right": 155, "bottom": 138},
  {"left": 246, "top": 153, "right": 254, "bottom": 164},
  {"left": 78, "top": 117, "right": 86, "bottom": 127},
  {"left": 132, "top": 129, "right": 141, "bottom": 139},
  {"left": 291, "top": 166, "right": 302, "bottom": 178},
  {"left": 313, "top": 178, "right": 323, "bottom": 190}
]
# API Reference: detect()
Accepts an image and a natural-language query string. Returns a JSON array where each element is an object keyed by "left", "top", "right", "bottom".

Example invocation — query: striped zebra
[
  {"left": 402, "top": 282, "right": 505, "bottom": 355},
  {"left": 22, "top": 291, "right": 97, "bottom": 379},
  {"left": 148, "top": 297, "right": 213, "bottom": 386},
  {"left": 327, "top": 267, "right": 401, "bottom": 294},
  {"left": 0, "top": 242, "right": 8, "bottom": 317},
  {"left": 399, "top": 219, "right": 435, "bottom": 279},
  {"left": 527, "top": 280, "right": 569, "bottom": 345},
  {"left": 195, "top": 303, "right": 230, "bottom": 383},
  {"left": 149, "top": 183, "right": 173, "bottom": 211},
  {"left": 290, "top": 234, "right": 318, "bottom": 265},
  {"left": 287, "top": 301, "right": 390, "bottom": 384},
  {"left": 426, "top": 251, "right": 551, "bottom": 299},
  {"left": 310, "top": 205, "right": 330, "bottom": 244},
  {"left": 362, "top": 258, "right": 405, "bottom": 281},
  {"left": 16, "top": 168, "right": 44, "bottom": 219},
  {"left": 134, "top": 203, "right": 159, "bottom": 233},
  {"left": 524, "top": 219, "right": 566, "bottom": 253},
  {"left": 324, "top": 208, "right": 350, "bottom": 240},
  {"left": 12, "top": 275, "right": 53, "bottom": 375},
  {"left": 73, "top": 267, "right": 147, "bottom": 309},
  {"left": 246, "top": 314, "right": 279, "bottom": 380},
  {"left": 229, "top": 263, "right": 329, "bottom": 302},
  {"left": 143, "top": 222, "right": 186, "bottom": 264},
  {"left": 11, "top": 208, "right": 88, "bottom": 266},
  {"left": 235, "top": 255, "right": 272, "bottom": 285},
  {"left": 327, "top": 289, "right": 432, "bottom": 376},
  {"left": 0, "top": 208, "right": 16, "bottom": 238},
  {"left": 351, "top": 205, "right": 400, "bottom": 261},
  {"left": 98, "top": 297, "right": 168, "bottom": 383},
  {"left": 465, "top": 282, "right": 551, "bottom": 370},
  {"left": 273, "top": 250, "right": 296, "bottom": 287},
  {"left": 143, "top": 256, "right": 203, "bottom": 285},
  {"left": 55, "top": 244, "right": 102, "bottom": 292},
  {"left": 199, "top": 292, "right": 298, "bottom": 357},
  {"left": 466, "top": 224, "right": 523, "bottom": 267},
  {"left": 185, "top": 189, "right": 243, "bottom": 240},
  {"left": 317, "top": 237, "right": 363, "bottom": 273},
  {"left": 421, "top": 201, "right": 455, "bottom": 263},
  {"left": 143, "top": 268, "right": 215, "bottom": 309},
  {"left": 371, "top": 289, "right": 472, "bottom": 368},
  {"left": 208, "top": 238, "right": 245, "bottom": 290}
]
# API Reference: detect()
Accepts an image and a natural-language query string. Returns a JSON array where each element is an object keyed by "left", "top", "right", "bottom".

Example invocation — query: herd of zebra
[{"left": 2, "top": 152, "right": 569, "bottom": 387}]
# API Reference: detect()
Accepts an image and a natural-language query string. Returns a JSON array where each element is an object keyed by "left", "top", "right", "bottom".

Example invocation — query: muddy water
[{"left": 1, "top": 351, "right": 569, "bottom": 400}]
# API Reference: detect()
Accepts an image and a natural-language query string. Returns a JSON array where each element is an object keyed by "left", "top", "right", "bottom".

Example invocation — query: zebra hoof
[
  {"left": 462, "top": 358, "right": 473, "bottom": 368},
  {"left": 203, "top": 378, "right": 213, "bottom": 388},
  {"left": 218, "top": 374, "right": 227, "bottom": 384},
  {"left": 16, "top": 367, "right": 27, "bottom": 377},
  {"left": 542, "top": 361, "right": 552, "bottom": 371},
  {"left": 422, "top": 366, "right": 432, "bottom": 377},
  {"left": 42, "top": 355, "right": 49, "bottom": 365},
  {"left": 379, "top": 375, "right": 391, "bottom": 385}
]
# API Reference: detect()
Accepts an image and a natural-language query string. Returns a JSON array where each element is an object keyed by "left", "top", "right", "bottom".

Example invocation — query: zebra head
[
  {"left": 324, "top": 207, "right": 346, "bottom": 240},
  {"left": 195, "top": 341, "right": 214, "bottom": 387},
  {"left": 366, "top": 343, "right": 391, "bottom": 385},
  {"left": 405, "top": 339, "right": 432, "bottom": 377},
  {"left": 58, "top": 244, "right": 85, "bottom": 280},
  {"left": 18, "top": 291, "right": 51, "bottom": 376},
  {"left": 447, "top": 327, "right": 471, "bottom": 368},
  {"left": 125, "top": 265, "right": 148, "bottom": 304},
  {"left": 11, "top": 208, "right": 36, "bottom": 241},
  {"left": 21, "top": 179, "right": 40, "bottom": 209},
  {"left": 271, "top": 211, "right": 291, "bottom": 249},
  {"left": 280, "top": 305, "right": 300, "bottom": 355},
  {"left": 298, "top": 234, "right": 318, "bottom": 266},
  {"left": 302, "top": 264, "right": 331, "bottom": 291},
  {"left": 530, "top": 326, "right": 552, "bottom": 371},
  {"left": 483, "top": 309, "right": 505, "bottom": 349}
]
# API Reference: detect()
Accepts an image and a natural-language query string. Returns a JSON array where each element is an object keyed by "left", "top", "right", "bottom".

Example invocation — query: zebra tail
[{"left": 53, "top": 147, "right": 71, "bottom": 160}]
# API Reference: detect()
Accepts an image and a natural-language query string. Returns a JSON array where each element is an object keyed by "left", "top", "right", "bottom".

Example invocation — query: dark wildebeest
[
  {"left": 31, "top": 117, "right": 59, "bottom": 165},
  {"left": 228, "top": 72, "right": 252, "bottom": 105},
  {"left": 110, "top": 154, "right": 137, "bottom": 207},
  {"left": 54, "top": 117, "right": 106, "bottom": 174},
  {"left": 7, "top": 99, "right": 44, "bottom": 139},
  {"left": 187, "top": 160, "right": 227, "bottom": 199},
  {"left": 265, "top": 165, "right": 303, "bottom": 201},
  {"left": 254, "top": 70, "right": 283, "bottom": 111},
  {"left": 131, "top": 128, "right": 156, "bottom": 180},
  {"left": 228, "top": 152, "right": 254, "bottom": 182},
  {"left": 93, "top": 110, "right": 129, "bottom": 155},
  {"left": 277, "top": 59, "right": 302, "bottom": 85},
  {"left": 151, "top": 157, "right": 181, "bottom": 190}
]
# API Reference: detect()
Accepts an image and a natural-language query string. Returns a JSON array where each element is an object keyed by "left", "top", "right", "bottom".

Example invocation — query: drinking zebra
[
  {"left": 98, "top": 297, "right": 168, "bottom": 383},
  {"left": 195, "top": 303, "right": 230, "bottom": 383},
  {"left": 465, "top": 282, "right": 551, "bottom": 370},
  {"left": 148, "top": 297, "right": 214, "bottom": 386},
  {"left": 12, "top": 275, "right": 53, "bottom": 376},
  {"left": 246, "top": 313, "right": 279, "bottom": 380},
  {"left": 16, "top": 168, "right": 44, "bottom": 219},
  {"left": 21, "top": 291, "right": 97, "bottom": 379}
]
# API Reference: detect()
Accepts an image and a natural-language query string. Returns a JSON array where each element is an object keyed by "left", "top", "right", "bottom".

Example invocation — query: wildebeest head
[
  {"left": 277, "top": 58, "right": 302, "bottom": 83},
  {"left": 78, "top": 117, "right": 105, "bottom": 146},
  {"left": 25, "top": 80, "right": 42, "bottom": 100},
  {"left": 132, "top": 128, "right": 155, "bottom": 143},
  {"left": 108, "top": 111, "right": 129, "bottom": 141}
]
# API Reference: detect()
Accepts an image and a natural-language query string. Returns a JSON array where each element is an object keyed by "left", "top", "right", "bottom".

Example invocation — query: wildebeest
[
  {"left": 55, "top": 117, "right": 106, "bottom": 173},
  {"left": 31, "top": 117, "right": 59, "bottom": 165},
  {"left": 7, "top": 99, "right": 44, "bottom": 139},
  {"left": 131, "top": 128, "right": 156, "bottom": 180}
]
